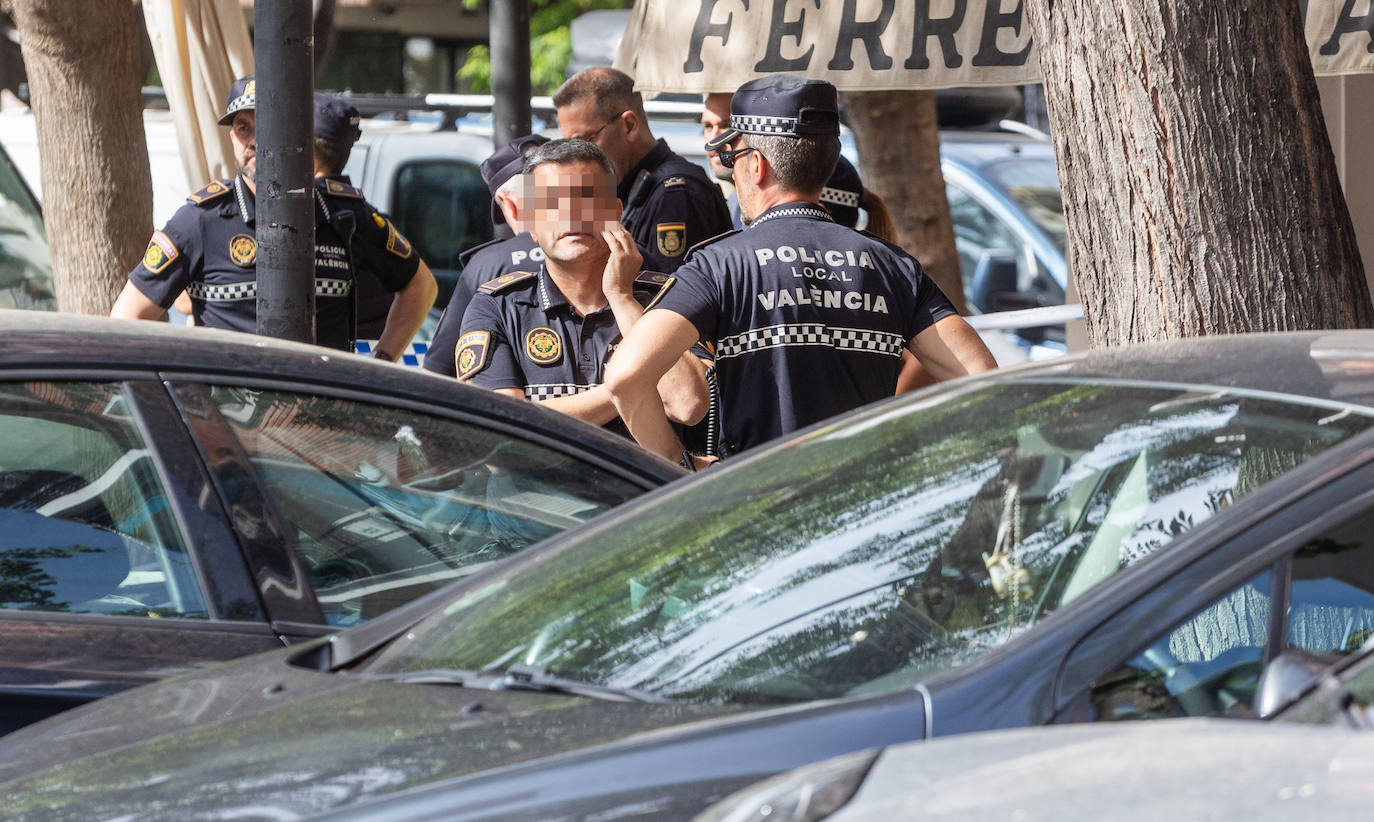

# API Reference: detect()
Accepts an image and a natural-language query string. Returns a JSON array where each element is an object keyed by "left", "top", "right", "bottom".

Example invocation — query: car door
[
  {"left": 1053, "top": 457, "right": 1374, "bottom": 723},
  {"left": 167, "top": 379, "right": 662, "bottom": 631},
  {"left": 0, "top": 378, "right": 282, "bottom": 734}
]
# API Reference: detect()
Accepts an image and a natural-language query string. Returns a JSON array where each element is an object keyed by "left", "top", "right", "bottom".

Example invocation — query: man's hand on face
[{"left": 601, "top": 222, "right": 642, "bottom": 300}]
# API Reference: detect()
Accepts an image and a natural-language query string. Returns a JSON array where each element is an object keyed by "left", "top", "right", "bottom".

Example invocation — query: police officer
[
  {"left": 424, "top": 134, "right": 549, "bottom": 378},
  {"left": 454, "top": 139, "right": 708, "bottom": 440},
  {"left": 112, "top": 77, "right": 437, "bottom": 361},
  {"left": 605, "top": 75, "right": 997, "bottom": 462},
  {"left": 553, "top": 67, "right": 732, "bottom": 273}
]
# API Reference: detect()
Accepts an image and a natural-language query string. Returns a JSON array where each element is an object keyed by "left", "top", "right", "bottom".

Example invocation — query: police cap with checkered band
[
  {"left": 218, "top": 75, "right": 256, "bottom": 126},
  {"left": 704, "top": 74, "right": 840, "bottom": 152}
]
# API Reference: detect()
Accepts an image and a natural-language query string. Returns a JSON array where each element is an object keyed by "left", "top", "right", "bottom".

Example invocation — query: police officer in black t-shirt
[
  {"left": 553, "top": 67, "right": 732, "bottom": 274},
  {"left": 425, "top": 134, "right": 548, "bottom": 378},
  {"left": 605, "top": 75, "right": 997, "bottom": 463},
  {"left": 454, "top": 139, "right": 708, "bottom": 440},
  {"left": 112, "top": 77, "right": 437, "bottom": 360}
]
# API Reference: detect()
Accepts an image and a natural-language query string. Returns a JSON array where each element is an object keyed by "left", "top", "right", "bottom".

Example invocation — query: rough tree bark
[
  {"left": 1023, "top": 0, "right": 1372, "bottom": 347},
  {"left": 842, "top": 89, "right": 967, "bottom": 314},
  {"left": 2, "top": 0, "right": 151, "bottom": 314}
]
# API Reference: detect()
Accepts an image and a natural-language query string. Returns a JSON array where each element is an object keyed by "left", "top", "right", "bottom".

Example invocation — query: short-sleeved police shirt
[
  {"left": 424, "top": 233, "right": 544, "bottom": 377},
  {"left": 455, "top": 267, "right": 679, "bottom": 437},
  {"left": 129, "top": 175, "right": 421, "bottom": 351},
  {"left": 619, "top": 139, "right": 733, "bottom": 274},
  {"left": 652, "top": 201, "right": 957, "bottom": 455}
]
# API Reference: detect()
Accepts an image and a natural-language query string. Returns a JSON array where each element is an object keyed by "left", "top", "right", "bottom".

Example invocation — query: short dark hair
[
  {"left": 522, "top": 138, "right": 616, "bottom": 181},
  {"left": 314, "top": 137, "right": 350, "bottom": 176},
  {"left": 552, "top": 67, "right": 645, "bottom": 124},
  {"left": 748, "top": 134, "right": 840, "bottom": 195}
]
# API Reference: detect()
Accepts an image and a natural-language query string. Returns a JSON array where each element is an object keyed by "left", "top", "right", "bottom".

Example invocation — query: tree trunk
[
  {"left": 2, "top": 0, "right": 151, "bottom": 314},
  {"left": 843, "top": 89, "right": 967, "bottom": 314},
  {"left": 1023, "top": 0, "right": 1372, "bottom": 347}
]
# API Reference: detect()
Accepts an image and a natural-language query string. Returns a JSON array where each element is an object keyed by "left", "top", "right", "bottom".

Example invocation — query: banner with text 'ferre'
[{"left": 615, "top": 0, "right": 1374, "bottom": 94}]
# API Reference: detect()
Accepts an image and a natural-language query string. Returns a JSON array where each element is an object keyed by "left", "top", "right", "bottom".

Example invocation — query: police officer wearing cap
[
  {"left": 554, "top": 67, "right": 732, "bottom": 274},
  {"left": 454, "top": 138, "right": 708, "bottom": 439},
  {"left": 112, "top": 77, "right": 437, "bottom": 361},
  {"left": 605, "top": 74, "right": 997, "bottom": 463},
  {"left": 424, "top": 134, "right": 549, "bottom": 378}
]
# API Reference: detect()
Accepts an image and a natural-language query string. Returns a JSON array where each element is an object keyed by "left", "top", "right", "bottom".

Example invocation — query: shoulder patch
[
  {"left": 456, "top": 331, "right": 491, "bottom": 381},
  {"left": 656, "top": 222, "right": 687, "bottom": 257},
  {"left": 478, "top": 270, "right": 537, "bottom": 295},
  {"left": 142, "top": 230, "right": 179, "bottom": 274},
  {"left": 371, "top": 213, "right": 414, "bottom": 259},
  {"left": 187, "top": 179, "right": 232, "bottom": 206},
  {"left": 323, "top": 178, "right": 364, "bottom": 199},
  {"left": 661, "top": 175, "right": 686, "bottom": 189}
]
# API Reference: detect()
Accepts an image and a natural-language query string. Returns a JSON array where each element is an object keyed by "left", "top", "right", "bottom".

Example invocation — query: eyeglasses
[
  {"left": 571, "top": 111, "right": 626, "bottom": 143},
  {"left": 716, "top": 144, "right": 759, "bottom": 170}
]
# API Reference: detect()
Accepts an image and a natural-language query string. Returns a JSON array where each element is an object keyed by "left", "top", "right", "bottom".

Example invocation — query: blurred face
[
  {"left": 228, "top": 111, "right": 256, "bottom": 183},
  {"left": 558, "top": 100, "right": 632, "bottom": 181},
  {"left": 525, "top": 159, "right": 622, "bottom": 266},
  {"left": 701, "top": 93, "right": 733, "bottom": 182}
]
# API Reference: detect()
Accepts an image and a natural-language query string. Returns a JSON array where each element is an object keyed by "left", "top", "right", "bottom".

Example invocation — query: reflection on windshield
[
  {"left": 370, "top": 381, "right": 1374, "bottom": 705},
  {"left": 983, "top": 157, "right": 1065, "bottom": 253}
]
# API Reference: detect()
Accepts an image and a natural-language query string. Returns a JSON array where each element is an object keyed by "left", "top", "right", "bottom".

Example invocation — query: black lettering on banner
[
  {"left": 972, "top": 0, "right": 1033, "bottom": 67},
  {"left": 906, "top": 0, "right": 968, "bottom": 69},
  {"left": 754, "top": 0, "right": 821, "bottom": 72},
  {"left": 685, "top": 0, "right": 749, "bottom": 73},
  {"left": 1319, "top": 0, "right": 1374, "bottom": 56},
  {"left": 828, "top": 0, "right": 896, "bottom": 71}
]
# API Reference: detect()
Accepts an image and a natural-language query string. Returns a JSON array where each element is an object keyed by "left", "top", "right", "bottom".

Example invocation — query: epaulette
[
  {"left": 478, "top": 270, "right": 537, "bottom": 294},
  {"left": 320, "top": 178, "right": 365, "bottom": 199},
  {"left": 187, "top": 179, "right": 233, "bottom": 206},
  {"left": 635, "top": 270, "right": 671, "bottom": 288},
  {"left": 661, "top": 175, "right": 686, "bottom": 189},
  {"left": 685, "top": 229, "right": 737, "bottom": 256},
  {"left": 458, "top": 236, "right": 506, "bottom": 268}
]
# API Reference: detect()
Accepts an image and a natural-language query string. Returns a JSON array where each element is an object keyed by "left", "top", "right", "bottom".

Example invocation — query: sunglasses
[{"left": 716, "top": 144, "right": 760, "bottom": 170}]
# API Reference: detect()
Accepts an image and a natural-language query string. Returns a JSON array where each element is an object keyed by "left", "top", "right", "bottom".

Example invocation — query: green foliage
[{"left": 458, "top": 0, "right": 633, "bottom": 95}]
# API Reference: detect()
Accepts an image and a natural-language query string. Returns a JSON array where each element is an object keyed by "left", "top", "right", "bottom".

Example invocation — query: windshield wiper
[{"left": 355, "top": 663, "right": 665, "bottom": 704}]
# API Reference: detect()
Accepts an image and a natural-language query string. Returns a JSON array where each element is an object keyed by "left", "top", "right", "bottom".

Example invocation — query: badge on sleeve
[
  {"left": 374, "top": 212, "right": 414, "bottom": 259},
  {"left": 656, "top": 222, "right": 686, "bottom": 257},
  {"left": 142, "top": 231, "right": 179, "bottom": 274},
  {"left": 229, "top": 234, "right": 257, "bottom": 267},
  {"left": 525, "top": 327, "right": 562, "bottom": 365},
  {"left": 456, "top": 331, "right": 491, "bottom": 381}
]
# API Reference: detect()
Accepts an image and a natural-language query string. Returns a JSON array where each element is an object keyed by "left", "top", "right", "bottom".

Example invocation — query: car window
[
  {"left": 945, "top": 182, "right": 1061, "bottom": 310},
  {"left": 978, "top": 156, "right": 1066, "bottom": 253},
  {"left": 389, "top": 160, "right": 493, "bottom": 271},
  {"left": 1288, "top": 515, "right": 1374, "bottom": 656},
  {"left": 0, "top": 141, "right": 56, "bottom": 311},
  {"left": 370, "top": 381, "right": 1374, "bottom": 704},
  {"left": 0, "top": 382, "right": 204, "bottom": 617},
  {"left": 198, "top": 386, "right": 643, "bottom": 626}
]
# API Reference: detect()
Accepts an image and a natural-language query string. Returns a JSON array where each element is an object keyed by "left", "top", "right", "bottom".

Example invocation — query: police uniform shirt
[
  {"left": 130, "top": 175, "right": 421, "bottom": 351},
  {"left": 619, "top": 139, "right": 733, "bottom": 275},
  {"left": 424, "top": 233, "right": 544, "bottom": 377},
  {"left": 454, "top": 267, "right": 690, "bottom": 437},
  {"left": 653, "top": 201, "right": 957, "bottom": 455}
]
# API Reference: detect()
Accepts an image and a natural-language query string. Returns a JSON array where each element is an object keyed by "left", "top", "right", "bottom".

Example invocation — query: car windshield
[
  {"left": 981, "top": 156, "right": 1066, "bottom": 253},
  {"left": 366, "top": 380, "right": 1374, "bottom": 705}
]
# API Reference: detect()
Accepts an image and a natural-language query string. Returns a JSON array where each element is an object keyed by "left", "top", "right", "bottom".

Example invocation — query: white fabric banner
[{"left": 615, "top": 0, "right": 1374, "bottom": 93}]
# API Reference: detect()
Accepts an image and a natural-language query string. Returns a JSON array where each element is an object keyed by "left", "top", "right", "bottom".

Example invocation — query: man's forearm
[
  {"left": 537, "top": 385, "right": 620, "bottom": 426},
  {"left": 375, "top": 265, "right": 438, "bottom": 359}
]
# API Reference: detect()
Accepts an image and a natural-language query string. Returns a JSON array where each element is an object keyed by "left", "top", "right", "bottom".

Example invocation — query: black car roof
[{"left": 0, "top": 309, "right": 684, "bottom": 483}]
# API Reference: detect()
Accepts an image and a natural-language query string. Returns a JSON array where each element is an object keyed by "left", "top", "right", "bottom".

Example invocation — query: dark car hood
[{"left": 0, "top": 642, "right": 749, "bottom": 821}]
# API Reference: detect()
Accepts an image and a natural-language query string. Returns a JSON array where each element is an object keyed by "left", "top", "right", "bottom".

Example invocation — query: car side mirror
[
  {"left": 1254, "top": 648, "right": 1339, "bottom": 717},
  {"left": 969, "top": 249, "right": 1019, "bottom": 314}
]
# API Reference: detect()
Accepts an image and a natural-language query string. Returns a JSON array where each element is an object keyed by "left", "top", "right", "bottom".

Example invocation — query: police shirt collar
[
  {"left": 537, "top": 266, "right": 572, "bottom": 312},
  {"left": 616, "top": 138, "right": 673, "bottom": 202},
  {"left": 747, "top": 200, "right": 835, "bottom": 229},
  {"left": 233, "top": 175, "right": 256, "bottom": 226}
]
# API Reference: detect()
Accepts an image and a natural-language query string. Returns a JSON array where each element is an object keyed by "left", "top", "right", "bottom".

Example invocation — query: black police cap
[
  {"left": 480, "top": 133, "right": 550, "bottom": 225},
  {"left": 704, "top": 74, "right": 839, "bottom": 152},
  {"left": 218, "top": 75, "right": 256, "bottom": 126},
  {"left": 819, "top": 155, "right": 863, "bottom": 228},
  {"left": 314, "top": 92, "right": 362, "bottom": 147}
]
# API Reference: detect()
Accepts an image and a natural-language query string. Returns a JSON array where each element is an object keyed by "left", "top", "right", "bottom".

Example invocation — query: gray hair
[
  {"left": 747, "top": 134, "right": 840, "bottom": 195},
  {"left": 522, "top": 138, "right": 617, "bottom": 182}
]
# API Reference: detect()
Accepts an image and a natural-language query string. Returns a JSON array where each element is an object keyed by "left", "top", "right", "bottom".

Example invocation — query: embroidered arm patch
[
  {"left": 142, "top": 231, "right": 179, "bottom": 274},
  {"left": 456, "top": 330, "right": 492, "bottom": 381}
]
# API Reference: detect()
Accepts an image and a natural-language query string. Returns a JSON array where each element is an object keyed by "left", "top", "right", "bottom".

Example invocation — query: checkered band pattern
[
  {"left": 748, "top": 205, "right": 835, "bottom": 229},
  {"left": 731, "top": 113, "right": 800, "bottom": 136},
  {"left": 819, "top": 186, "right": 861, "bottom": 209},
  {"left": 524, "top": 383, "right": 593, "bottom": 400},
  {"left": 716, "top": 323, "right": 905, "bottom": 360},
  {"left": 355, "top": 340, "right": 429, "bottom": 368},
  {"left": 187, "top": 278, "right": 353, "bottom": 303}
]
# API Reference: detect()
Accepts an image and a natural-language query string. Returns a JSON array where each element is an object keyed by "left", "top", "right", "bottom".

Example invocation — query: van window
[{"left": 390, "top": 160, "right": 493, "bottom": 272}]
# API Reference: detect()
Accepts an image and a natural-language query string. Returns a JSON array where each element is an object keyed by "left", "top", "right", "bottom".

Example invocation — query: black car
[
  {"left": 0, "top": 310, "right": 683, "bottom": 733},
  {"left": 5, "top": 331, "right": 1374, "bottom": 821}
]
